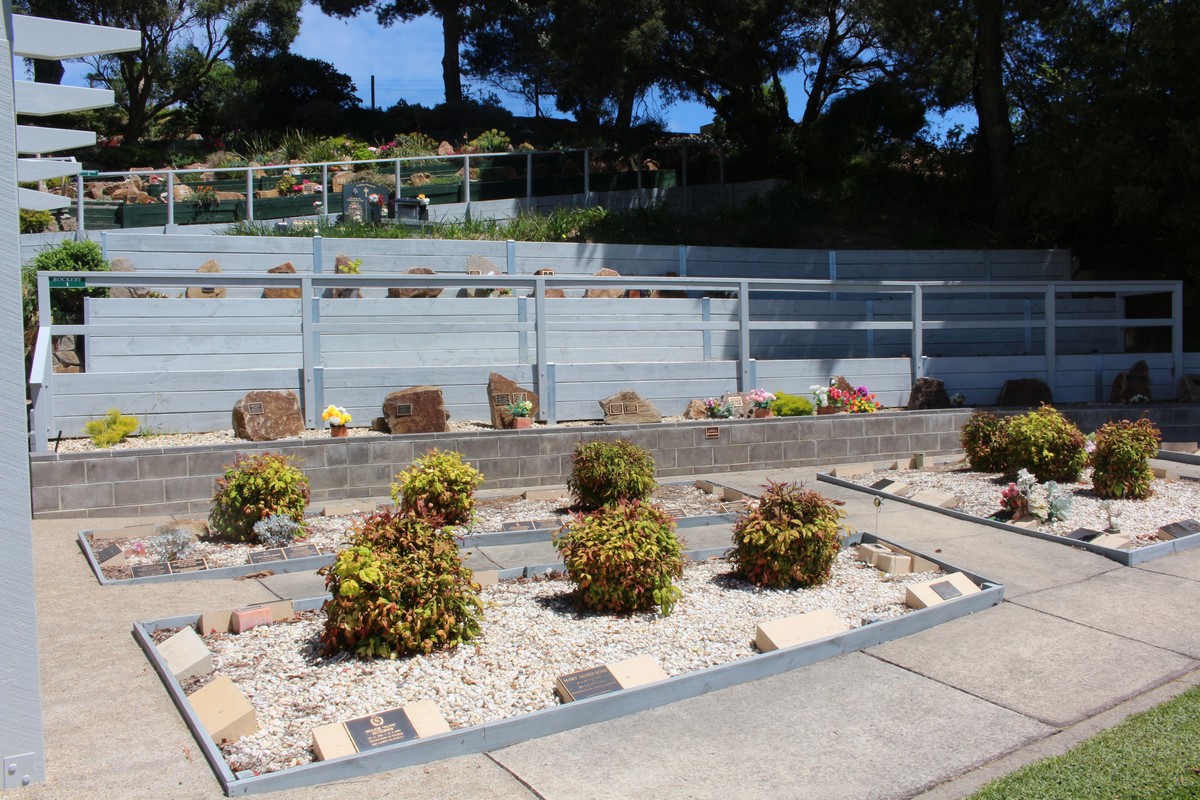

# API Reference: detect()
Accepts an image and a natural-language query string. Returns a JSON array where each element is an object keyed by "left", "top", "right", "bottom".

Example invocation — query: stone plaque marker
[
  {"left": 487, "top": 372, "right": 539, "bottom": 429},
  {"left": 249, "top": 549, "right": 286, "bottom": 564},
  {"left": 830, "top": 462, "right": 885, "bottom": 479},
  {"left": 1159, "top": 519, "right": 1200, "bottom": 539},
  {"left": 188, "top": 675, "right": 258, "bottom": 745},
  {"left": 382, "top": 386, "right": 449, "bottom": 435},
  {"left": 131, "top": 562, "right": 170, "bottom": 578},
  {"left": 494, "top": 393, "right": 511, "bottom": 407},
  {"left": 600, "top": 390, "right": 661, "bottom": 425},
  {"left": 1088, "top": 533, "right": 1132, "bottom": 549},
  {"left": 93, "top": 542, "right": 124, "bottom": 567},
  {"left": 392, "top": 403, "right": 413, "bottom": 417},
  {"left": 232, "top": 390, "right": 304, "bottom": 442},
  {"left": 312, "top": 700, "right": 450, "bottom": 761},
  {"left": 263, "top": 262, "right": 302, "bottom": 299},
  {"left": 231, "top": 607, "right": 273, "bottom": 634},
  {"left": 856, "top": 543, "right": 891, "bottom": 564},
  {"left": 168, "top": 557, "right": 207, "bottom": 573},
  {"left": 159, "top": 627, "right": 214, "bottom": 682},
  {"left": 905, "top": 572, "right": 981, "bottom": 609},
  {"left": 247, "top": 402, "right": 264, "bottom": 415},
  {"left": 185, "top": 259, "right": 227, "bottom": 299},
  {"left": 556, "top": 655, "right": 668, "bottom": 703},
  {"left": 907, "top": 489, "right": 961, "bottom": 509},
  {"left": 387, "top": 266, "right": 444, "bottom": 299},
  {"left": 755, "top": 608, "right": 848, "bottom": 652},
  {"left": 705, "top": 427, "right": 719, "bottom": 439},
  {"left": 874, "top": 551, "right": 912, "bottom": 574},
  {"left": 583, "top": 267, "right": 625, "bottom": 298},
  {"left": 1064, "top": 528, "right": 1106, "bottom": 542},
  {"left": 283, "top": 544, "right": 321, "bottom": 559},
  {"left": 501, "top": 520, "right": 535, "bottom": 532}
]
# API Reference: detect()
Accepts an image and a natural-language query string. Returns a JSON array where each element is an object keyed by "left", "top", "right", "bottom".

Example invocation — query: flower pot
[
  {"left": 329, "top": 425, "right": 349, "bottom": 438},
  {"left": 511, "top": 416, "right": 532, "bottom": 429},
  {"left": 817, "top": 406, "right": 839, "bottom": 415},
  {"left": 753, "top": 408, "right": 773, "bottom": 418}
]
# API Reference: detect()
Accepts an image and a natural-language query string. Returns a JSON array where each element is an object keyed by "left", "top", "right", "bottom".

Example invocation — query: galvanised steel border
[{"left": 133, "top": 532, "right": 1003, "bottom": 796}]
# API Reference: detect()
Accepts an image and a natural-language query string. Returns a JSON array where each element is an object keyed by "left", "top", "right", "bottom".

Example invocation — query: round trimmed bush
[
  {"left": 729, "top": 481, "right": 847, "bottom": 589},
  {"left": 554, "top": 500, "right": 684, "bottom": 615},
  {"left": 961, "top": 411, "right": 1009, "bottom": 473},
  {"left": 770, "top": 391, "right": 814, "bottom": 416},
  {"left": 567, "top": 439, "right": 657, "bottom": 510},
  {"left": 208, "top": 453, "right": 310, "bottom": 542},
  {"left": 1004, "top": 405, "right": 1087, "bottom": 482},
  {"left": 390, "top": 449, "right": 483, "bottom": 526},
  {"left": 1092, "top": 418, "right": 1161, "bottom": 499}
]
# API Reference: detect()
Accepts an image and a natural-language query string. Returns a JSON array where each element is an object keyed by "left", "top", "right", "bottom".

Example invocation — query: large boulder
[
  {"left": 584, "top": 267, "right": 625, "bottom": 298},
  {"left": 487, "top": 372, "right": 539, "bottom": 429},
  {"left": 232, "top": 391, "right": 304, "bottom": 441},
  {"left": 331, "top": 254, "right": 362, "bottom": 299},
  {"left": 533, "top": 268, "right": 566, "bottom": 298},
  {"left": 263, "top": 262, "right": 301, "bottom": 299},
  {"left": 108, "top": 258, "right": 150, "bottom": 299},
  {"left": 907, "top": 377, "right": 951, "bottom": 410},
  {"left": 185, "top": 259, "right": 227, "bottom": 299},
  {"left": 1178, "top": 374, "right": 1200, "bottom": 402},
  {"left": 382, "top": 386, "right": 450, "bottom": 434},
  {"left": 996, "top": 378, "right": 1052, "bottom": 408},
  {"left": 683, "top": 399, "right": 708, "bottom": 420},
  {"left": 600, "top": 390, "right": 662, "bottom": 425},
  {"left": 387, "top": 267, "right": 443, "bottom": 298},
  {"left": 1111, "top": 359, "right": 1152, "bottom": 403}
]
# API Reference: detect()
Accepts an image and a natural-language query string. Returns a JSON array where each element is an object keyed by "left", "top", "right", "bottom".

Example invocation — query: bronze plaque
[
  {"left": 131, "top": 562, "right": 170, "bottom": 578},
  {"left": 929, "top": 580, "right": 963, "bottom": 601},
  {"left": 728, "top": 396, "right": 744, "bottom": 407},
  {"left": 1064, "top": 528, "right": 1105, "bottom": 542},
  {"left": 607, "top": 403, "right": 624, "bottom": 415},
  {"left": 558, "top": 665, "right": 621, "bottom": 702},
  {"left": 201, "top": 287, "right": 216, "bottom": 295},
  {"left": 168, "top": 557, "right": 207, "bottom": 573},
  {"left": 1161, "top": 519, "right": 1200, "bottom": 539},
  {"left": 247, "top": 402, "right": 265, "bottom": 415},
  {"left": 283, "top": 544, "right": 320, "bottom": 559},
  {"left": 533, "top": 518, "right": 561, "bottom": 529},
  {"left": 392, "top": 403, "right": 413, "bottom": 417},
  {"left": 704, "top": 427, "right": 720, "bottom": 439},
  {"left": 501, "top": 520, "right": 535, "bottom": 532},
  {"left": 623, "top": 403, "right": 639, "bottom": 414},
  {"left": 494, "top": 393, "right": 511, "bottom": 407},
  {"left": 467, "top": 269, "right": 482, "bottom": 275},
  {"left": 343, "top": 707, "right": 418, "bottom": 752},
  {"left": 93, "top": 543, "right": 122, "bottom": 563},
  {"left": 250, "top": 549, "right": 287, "bottom": 564}
]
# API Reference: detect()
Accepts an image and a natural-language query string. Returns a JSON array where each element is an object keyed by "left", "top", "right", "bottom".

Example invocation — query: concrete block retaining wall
[{"left": 30, "top": 405, "right": 1200, "bottom": 519}]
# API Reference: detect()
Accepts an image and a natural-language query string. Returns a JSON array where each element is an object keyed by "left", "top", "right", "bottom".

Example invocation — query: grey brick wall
[{"left": 29, "top": 406, "right": 1199, "bottom": 519}]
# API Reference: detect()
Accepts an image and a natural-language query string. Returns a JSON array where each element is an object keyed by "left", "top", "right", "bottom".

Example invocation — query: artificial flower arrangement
[
  {"left": 809, "top": 384, "right": 832, "bottom": 408},
  {"left": 322, "top": 405, "right": 352, "bottom": 427},
  {"left": 748, "top": 388, "right": 776, "bottom": 409},
  {"left": 704, "top": 397, "right": 734, "bottom": 418},
  {"left": 507, "top": 399, "right": 533, "bottom": 417},
  {"left": 837, "top": 385, "right": 883, "bottom": 413}
]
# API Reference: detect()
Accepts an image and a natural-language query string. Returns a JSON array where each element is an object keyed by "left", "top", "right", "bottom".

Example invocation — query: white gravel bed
[
  {"left": 207, "top": 550, "right": 938, "bottom": 774},
  {"left": 846, "top": 463, "right": 1198, "bottom": 545}
]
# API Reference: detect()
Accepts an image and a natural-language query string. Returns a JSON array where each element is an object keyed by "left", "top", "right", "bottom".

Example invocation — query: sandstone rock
[
  {"left": 1178, "top": 374, "right": 1200, "bottom": 402},
  {"left": 722, "top": 392, "right": 757, "bottom": 419},
  {"left": 172, "top": 183, "right": 193, "bottom": 202},
  {"left": 215, "top": 191, "right": 244, "bottom": 201},
  {"left": 533, "top": 268, "right": 566, "bottom": 298},
  {"left": 108, "top": 258, "right": 151, "bottom": 299},
  {"left": 186, "top": 259, "right": 227, "bottom": 299},
  {"left": 264, "top": 262, "right": 301, "bottom": 299},
  {"left": 437, "top": 141, "right": 455, "bottom": 156},
  {"left": 255, "top": 189, "right": 280, "bottom": 199},
  {"left": 464, "top": 255, "right": 502, "bottom": 297},
  {"left": 996, "top": 378, "right": 1052, "bottom": 408},
  {"left": 387, "top": 267, "right": 442, "bottom": 298},
  {"left": 331, "top": 171, "right": 354, "bottom": 193},
  {"left": 488, "top": 372, "right": 539, "bottom": 429},
  {"left": 683, "top": 398, "right": 708, "bottom": 420},
  {"left": 585, "top": 267, "right": 625, "bottom": 298},
  {"left": 600, "top": 390, "right": 662, "bottom": 424},
  {"left": 87, "top": 184, "right": 107, "bottom": 200},
  {"left": 1111, "top": 359, "right": 1152, "bottom": 403},
  {"left": 331, "top": 254, "right": 361, "bottom": 299},
  {"left": 232, "top": 391, "right": 304, "bottom": 441},
  {"left": 382, "top": 386, "right": 450, "bottom": 434},
  {"left": 831, "top": 375, "right": 855, "bottom": 395},
  {"left": 907, "top": 377, "right": 951, "bottom": 410}
]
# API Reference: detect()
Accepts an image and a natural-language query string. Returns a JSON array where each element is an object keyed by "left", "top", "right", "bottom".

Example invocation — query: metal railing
[{"left": 28, "top": 269, "right": 1183, "bottom": 452}]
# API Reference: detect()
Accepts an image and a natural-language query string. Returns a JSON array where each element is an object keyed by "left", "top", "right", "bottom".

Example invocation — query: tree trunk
[
  {"left": 33, "top": 59, "right": 64, "bottom": 85},
  {"left": 438, "top": 0, "right": 464, "bottom": 103},
  {"left": 614, "top": 88, "right": 635, "bottom": 130},
  {"left": 973, "top": 0, "right": 1014, "bottom": 235}
]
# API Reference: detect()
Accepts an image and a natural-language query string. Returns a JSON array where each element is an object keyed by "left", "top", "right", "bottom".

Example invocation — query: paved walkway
[{"left": 17, "top": 464, "right": 1200, "bottom": 799}]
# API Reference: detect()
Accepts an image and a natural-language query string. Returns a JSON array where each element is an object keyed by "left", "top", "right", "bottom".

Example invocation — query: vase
[
  {"left": 753, "top": 408, "right": 773, "bottom": 418},
  {"left": 817, "top": 406, "right": 838, "bottom": 416},
  {"left": 511, "top": 416, "right": 532, "bottom": 429},
  {"left": 330, "top": 425, "right": 349, "bottom": 438}
]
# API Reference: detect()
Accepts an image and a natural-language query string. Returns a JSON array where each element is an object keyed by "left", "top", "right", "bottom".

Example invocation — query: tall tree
[
  {"left": 21, "top": 0, "right": 301, "bottom": 142},
  {"left": 463, "top": 0, "right": 554, "bottom": 116},
  {"left": 316, "top": 0, "right": 471, "bottom": 104}
]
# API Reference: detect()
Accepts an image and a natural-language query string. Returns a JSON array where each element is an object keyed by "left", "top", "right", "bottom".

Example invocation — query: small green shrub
[
  {"left": 390, "top": 449, "right": 483, "bottom": 526},
  {"left": 208, "top": 453, "right": 310, "bottom": 542},
  {"left": 729, "top": 481, "right": 847, "bottom": 589},
  {"left": 961, "top": 411, "right": 1010, "bottom": 472},
  {"left": 1092, "top": 418, "right": 1162, "bottom": 499},
  {"left": 31, "top": 239, "right": 109, "bottom": 324},
  {"left": 143, "top": 525, "right": 195, "bottom": 561},
  {"left": 1005, "top": 405, "right": 1088, "bottom": 482},
  {"left": 83, "top": 408, "right": 139, "bottom": 447},
  {"left": 320, "top": 509, "right": 483, "bottom": 658},
  {"left": 771, "top": 391, "right": 814, "bottom": 417},
  {"left": 252, "top": 514, "right": 301, "bottom": 548},
  {"left": 555, "top": 500, "right": 684, "bottom": 615},
  {"left": 20, "top": 209, "right": 52, "bottom": 234},
  {"left": 568, "top": 439, "right": 657, "bottom": 510}
]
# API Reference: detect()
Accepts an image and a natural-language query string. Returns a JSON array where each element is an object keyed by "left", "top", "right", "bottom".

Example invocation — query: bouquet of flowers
[
  {"left": 321, "top": 405, "right": 352, "bottom": 427},
  {"left": 748, "top": 388, "right": 776, "bottom": 409},
  {"left": 507, "top": 399, "right": 533, "bottom": 417},
  {"left": 704, "top": 397, "right": 734, "bottom": 418}
]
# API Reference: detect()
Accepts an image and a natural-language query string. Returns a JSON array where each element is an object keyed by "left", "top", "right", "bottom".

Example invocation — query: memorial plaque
[
  {"left": 705, "top": 427, "right": 719, "bottom": 439},
  {"left": 557, "top": 665, "right": 622, "bottom": 702},
  {"left": 870, "top": 479, "right": 894, "bottom": 491},
  {"left": 607, "top": 403, "right": 624, "bottom": 415},
  {"left": 501, "top": 520, "right": 535, "bottom": 532},
  {"left": 494, "top": 393, "right": 511, "bottom": 407},
  {"left": 283, "top": 544, "right": 321, "bottom": 560},
  {"left": 624, "top": 403, "right": 639, "bottom": 414},
  {"left": 467, "top": 269, "right": 482, "bottom": 275},
  {"left": 246, "top": 402, "right": 265, "bottom": 415},
  {"left": 131, "top": 562, "right": 170, "bottom": 578},
  {"left": 1064, "top": 528, "right": 1106, "bottom": 542},
  {"left": 929, "top": 580, "right": 963, "bottom": 601},
  {"left": 722, "top": 501, "right": 748, "bottom": 513},
  {"left": 532, "top": 518, "right": 561, "bottom": 530},
  {"left": 343, "top": 707, "right": 419, "bottom": 752},
  {"left": 93, "top": 542, "right": 122, "bottom": 563},
  {"left": 392, "top": 403, "right": 413, "bottom": 417},
  {"left": 514, "top": 393, "right": 528, "bottom": 403},
  {"left": 1160, "top": 519, "right": 1200, "bottom": 539},
  {"left": 728, "top": 396, "right": 744, "bottom": 407},
  {"left": 169, "top": 557, "right": 208, "bottom": 573},
  {"left": 250, "top": 549, "right": 287, "bottom": 564},
  {"left": 201, "top": 287, "right": 216, "bottom": 295}
]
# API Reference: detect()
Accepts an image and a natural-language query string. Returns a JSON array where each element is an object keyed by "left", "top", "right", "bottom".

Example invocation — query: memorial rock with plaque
[
  {"left": 185, "top": 259, "right": 227, "bottom": 299},
  {"left": 905, "top": 572, "right": 981, "bottom": 609},
  {"left": 599, "top": 390, "right": 662, "bottom": 425},
  {"left": 487, "top": 372, "right": 539, "bottom": 429},
  {"left": 382, "top": 386, "right": 449, "bottom": 434},
  {"left": 263, "top": 261, "right": 302, "bottom": 299},
  {"left": 387, "top": 266, "right": 444, "bottom": 299},
  {"left": 232, "top": 390, "right": 305, "bottom": 441}
]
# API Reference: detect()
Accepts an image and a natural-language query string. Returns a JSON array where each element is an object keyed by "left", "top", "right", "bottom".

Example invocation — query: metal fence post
[
  {"left": 312, "top": 235, "right": 323, "bottom": 273},
  {"left": 166, "top": 171, "right": 175, "bottom": 228},
  {"left": 321, "top": 164, "right": 329, "bottom": 220},
  {"left": 677, "top": 244, "right": 687, "bottom": 277},
  {"left": 506, "top": 239, "right": 516, "bottom": 274},
  {"left": 583, "top": 147, "right": 590, "bottom": 205},
  {"left": 1173, "top": 281, "right": 1185, "bottom": 382},
  {"left": 911, "top": 284, "right": 924, "bottom": 385},
  {"left": 245, "top": 169, "right": 254, "bottom": 221},
  {"left": 76, "top": 172, "right": 85, "bottom": 233},
  {"left": 463, "top": 154, "right": 471, "bottom": 221},
  {"left": 534, "top": 275, "right": 548, "bottom": 419},
  {"left": 300, "top": 274, "right": 319, "bottom": 428},
  {"left": 1045, "top": 284, "right": 1057, "bottom": 393},
  {"left": 394, "top": 158, "right": 401, "bottom": 202},
  {"left": 545, "top": 362, "right": 558, "bottom": 425},
  {"left": 738, "top": 280, "right": 751, "bottom": 389}
]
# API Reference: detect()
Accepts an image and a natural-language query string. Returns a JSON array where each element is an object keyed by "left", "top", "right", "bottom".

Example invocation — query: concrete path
[{"left": 16, "top": 463, "right": 1200, "bottom": 799}]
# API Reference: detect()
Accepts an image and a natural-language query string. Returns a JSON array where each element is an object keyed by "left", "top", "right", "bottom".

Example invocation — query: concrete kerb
[
  {"left": 816, "top": 472, "right": 1200, "bottom": 567},
  {"left": 134, "top": 533, "right": 1004, "bottom": 795}
]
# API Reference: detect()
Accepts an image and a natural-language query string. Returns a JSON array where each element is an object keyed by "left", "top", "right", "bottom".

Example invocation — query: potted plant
[
  {"left": 322, "top": 404, "right": 352, "bottom": 437},
  {"left": 810, "top": 384, "right": 838, "bottom": 415},
  {"left": 749, "top": 388, "right": 776, "bottom": 418},
  {"left": 507, "top": 398, "right": 533, "bottom": 428},
  {"left": 704, "top": 397, "right": 734, "bottom": 419}
]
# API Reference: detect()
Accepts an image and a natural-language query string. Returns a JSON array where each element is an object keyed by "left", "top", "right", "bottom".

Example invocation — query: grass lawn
[{"left": 970, "top": 684, "right": 1200, "bottom": 799}]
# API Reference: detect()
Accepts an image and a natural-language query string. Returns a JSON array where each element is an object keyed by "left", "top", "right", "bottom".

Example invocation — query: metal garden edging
[
  {"left": 816, "top": 472, "right": 1200, "bottom": 567},
  {"left": 133, "top": 533, "right": 1003, "bottom": 796}
]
